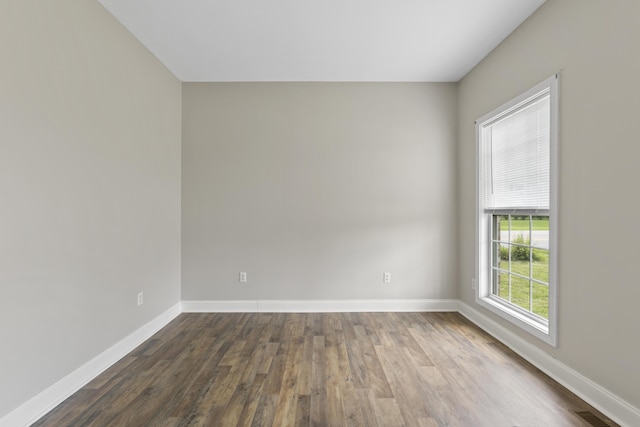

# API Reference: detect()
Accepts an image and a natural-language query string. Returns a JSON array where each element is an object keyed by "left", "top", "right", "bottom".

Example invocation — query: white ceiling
[{"left": 98, "top": 0, "right": 545, "bottom": 82}]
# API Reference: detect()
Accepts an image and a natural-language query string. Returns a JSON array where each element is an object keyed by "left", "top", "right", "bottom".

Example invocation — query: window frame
[{"left": 475, "top": 74, "right": 559, "bottom": 347}]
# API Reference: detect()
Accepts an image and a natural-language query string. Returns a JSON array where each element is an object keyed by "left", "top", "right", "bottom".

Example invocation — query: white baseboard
[
  {"left": 182, "top": 299, "right": 459, "bottom": 313},
  {"left": 181, "top": 300, "right": 259, "bottom": 312},
  {"left": 458, "top": 301, "right": 640, "bottom": 427},
  {"left": 0, "top": 303, "right": 182, "bottom": 427}
]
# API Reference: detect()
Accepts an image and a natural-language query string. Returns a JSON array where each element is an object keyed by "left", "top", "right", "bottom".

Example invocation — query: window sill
[{"left": 476, "top": 294, "right": 556, "bottom": 347}]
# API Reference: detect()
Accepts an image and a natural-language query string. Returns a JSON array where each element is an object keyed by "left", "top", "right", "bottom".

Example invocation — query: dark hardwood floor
[{"left": 33, "top": 312, "right": 616, "bottom": 426}]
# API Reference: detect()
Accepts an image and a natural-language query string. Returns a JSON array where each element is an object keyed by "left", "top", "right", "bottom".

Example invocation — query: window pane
[
  {"left": 494, "top": 215, "right": 509, "bottom": 237},
  {"left": 511, "top": 258, "right": 531, "bottom": 280},
  {"left": 510, "top": 216, "right": 531, "bottom": 237},
  {"left": 510, "top": 275, "right": 531, "bottom": 312},
  {"left": 532, "top": 282, "right": 549, "bottom": 319},
  {"left": 532, "top": 249, "right": 549, "bottom": 284},
  {"left": 495, "top": 215, "right": 509, "bottom": 242},
  {"left": 533, "top": 216, "right": 549, "bottom": 230},
  {"left": 497, "top": 271, "right": 509, "bottom": 298},
  {"left": 499, "top": 247, "right": 510, "bottom": 272},
  {"left": 492, "top": 214, "right": 549, "bottom": 317},
  {"left": 510, "top": 236, "right": 531, "bottom": 262},
  {"left": 492, "top": 242, "right": 506, "bottom": 269},
  {"left": 491, "top": 268, "right": 499, "bottom": 295},
  {"left": 532, "top": 216, "right": 549, "bottom": 250}
]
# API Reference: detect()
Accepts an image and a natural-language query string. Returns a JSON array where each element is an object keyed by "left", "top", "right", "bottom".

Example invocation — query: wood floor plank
[
  {"left": 370, "top": 395, "right": 405, "bottom": 427},
  {"left": 324, "top": 327, "right": 346, "bottom": 426},
  {"left": 235, "top": 373, "right": 266, "bottom": 427},
  {"left": 296, "top": 335, "right": 314, "bottom": 395},
  {"left": 271, "top": 331, "right": 304, "bottom": 426},
  {"left": 374, "top": 344, "right": 427, "bottom": 426},
  {"left": 169, "top": 338, "right": 232, "bottom": 418},
  {"left": 250, "top": 394, "right": 277, "bottom": 427},
  {"left": 33, "top": 312, "right": 618, "bottom": 427},
  {"left": 309, "top": 335, "right": 327, "bottom": 427}
]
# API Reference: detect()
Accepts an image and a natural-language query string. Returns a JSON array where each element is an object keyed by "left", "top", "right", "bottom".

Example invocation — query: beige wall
[
  {"left": 0, "top": 0, "right": 182, "bottom": 417},
  {"left": 182, "top": 83, "right": 458, "bottom": 301},
  {"left": 458, "top": 0, "right": 640, "bottom": 409}
]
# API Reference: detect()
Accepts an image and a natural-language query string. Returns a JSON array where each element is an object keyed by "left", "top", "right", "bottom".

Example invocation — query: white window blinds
[{"left": 481, "top": 91, "right": 550, "bottom": 212}]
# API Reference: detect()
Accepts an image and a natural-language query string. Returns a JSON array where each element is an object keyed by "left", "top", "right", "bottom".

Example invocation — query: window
[{"left": 475, "top": 75, "right": 558, "bottom": 346}]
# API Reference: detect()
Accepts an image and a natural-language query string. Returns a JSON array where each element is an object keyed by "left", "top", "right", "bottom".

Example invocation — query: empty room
[{"left": 1, "top": 0, "right": 639, "bottom": 426}]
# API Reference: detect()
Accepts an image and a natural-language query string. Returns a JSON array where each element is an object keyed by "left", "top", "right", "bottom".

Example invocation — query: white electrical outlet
[
  {"left": 383, "top": 272, "right": 391, "bottom": 284},
  {"left": 239, "top": 272, "right": 247, "bottom": 283},
  {"left": 472, "top": 279, "right": 476, "bottom": 290},
  {"left": 137, "top": 291, "right": 143, "bottom": 306}
]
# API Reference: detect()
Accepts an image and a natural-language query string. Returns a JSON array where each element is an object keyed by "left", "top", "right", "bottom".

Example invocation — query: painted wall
[
  {"left": 182, "top": 83, "right": 457, "bottom": 301},
  {"left": 0, "top": 0, "right": 182, "bottom": 418},
  {"left": 458, "top": 0, "right": 640, "bottom": 409}
]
